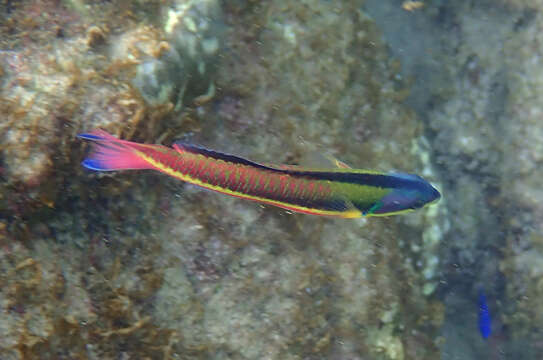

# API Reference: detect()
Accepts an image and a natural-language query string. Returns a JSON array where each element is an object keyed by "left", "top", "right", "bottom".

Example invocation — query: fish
[
  {"left": 78, "top": 130, "right": 441, "bottom": 218},
  {"left": 478, "top": 289, "right": 492, "bottom": 339}
]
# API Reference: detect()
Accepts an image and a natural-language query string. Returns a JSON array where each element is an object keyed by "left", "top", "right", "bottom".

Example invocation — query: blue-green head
[{"left": 368, "top": 173, "right": 441, "bottom": 215}]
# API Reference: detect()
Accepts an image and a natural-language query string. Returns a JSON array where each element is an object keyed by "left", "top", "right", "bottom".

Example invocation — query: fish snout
[{"left": 428, "top": 184, "right": 441, "bottom": 204}]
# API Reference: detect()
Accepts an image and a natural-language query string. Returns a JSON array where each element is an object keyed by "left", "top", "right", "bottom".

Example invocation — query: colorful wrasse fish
[
  {"left": 478, "top": 289, "right": 492, "bottom": 339},
  {"left": 78, "top": 130, "right": 440, "bottom": 218}
]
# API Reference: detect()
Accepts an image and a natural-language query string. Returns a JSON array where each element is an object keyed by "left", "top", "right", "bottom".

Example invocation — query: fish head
[{"left": 369, "top": 173, "right": 441, "bottom": 215}]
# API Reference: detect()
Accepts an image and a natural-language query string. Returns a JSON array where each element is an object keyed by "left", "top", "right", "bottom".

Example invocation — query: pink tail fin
[{"left": 78, "top": 130, "right": 152, "bottom": 171}]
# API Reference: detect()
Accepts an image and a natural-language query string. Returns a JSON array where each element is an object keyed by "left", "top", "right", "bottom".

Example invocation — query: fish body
[
  {"left": 78, "top": 130, "right": 440, "bottom": 218},
  {"left": 478, "top": 289, "right": 492, "bottom": 339}
]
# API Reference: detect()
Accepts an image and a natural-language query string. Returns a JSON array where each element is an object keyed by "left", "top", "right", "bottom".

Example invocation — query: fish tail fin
[{"left": 78, "top": 130, "right": 153, "bottom": 171}]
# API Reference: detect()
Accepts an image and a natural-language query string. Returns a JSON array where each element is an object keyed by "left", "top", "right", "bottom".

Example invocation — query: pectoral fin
[{"left": 324, "top": 155, "right": 352, "bottom": 169}]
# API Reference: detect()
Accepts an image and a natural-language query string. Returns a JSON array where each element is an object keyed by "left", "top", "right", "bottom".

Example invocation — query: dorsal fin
[{"left": 173, "top": 142, "right": 281, "bottom": 171}]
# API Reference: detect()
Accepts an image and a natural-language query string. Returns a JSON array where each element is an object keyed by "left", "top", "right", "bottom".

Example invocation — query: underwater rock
[
  {"left": 132, "top": 0, "right": 223, "bottom": 109},
  {"left": 0, "top": 1, "right": 446, "bottom": 359},
  {"left": 498, "top": 12, "right": 543, "bottom": 355}
]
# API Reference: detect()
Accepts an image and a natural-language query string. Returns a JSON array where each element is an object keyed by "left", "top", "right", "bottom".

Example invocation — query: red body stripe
[
  {"left": 209, "top": 165, "right": 219, "bottom": 186},
  {"left": 306, "top": 182, "right": 315, "bottom": 199},
  {"left": 174, "top": 157, "right": 184, "bottom": 172},
  {"left": 166, "top": 153, "right": 176, "bottom": 169},
  {"left": 226, "top": 170, "right": 236, "bottom": 190},
  {"left": 217, "top": 165, "right": 227, "bottom": 186},
  {"left": 178, "top": 158, "right": 189, "bottom": 174},
  {"left": 257, "top": 173, "right": 266, "bottom": 192},
  {"left": 288, "top": 180, "right": 297, "bottom": 196},
  {"left": 268, "top": 176, "right": 277, "bottom": 194},
  {"left": 185, "top": 159, "right": 196, "bottom": 174},
  {"left": 317, "top": 184, "right": 326, "bottom": 196},
  {"left": 297, "top": 181, "right": 305, "bottom": 197},
  {"left": 247, "top": 171, "right": 256, "bottom": 192},
  {"left": 237, "top": 168, "right": 248, "bottom": 191},
  {"left": 195, "top": 159, "right": 207, "bottom": 178},
  {"left": 278, "top": 176, "right": 288, "bottom": 196}
]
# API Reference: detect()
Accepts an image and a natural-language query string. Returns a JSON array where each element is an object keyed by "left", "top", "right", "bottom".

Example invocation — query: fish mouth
[{"left": 429, "top": 185, "right": 441, "bottom": 203}]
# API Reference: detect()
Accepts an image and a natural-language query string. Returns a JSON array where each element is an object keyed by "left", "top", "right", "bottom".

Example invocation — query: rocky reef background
[{"left": 0, "top": 0, "right": 540, "bottom": 359}]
